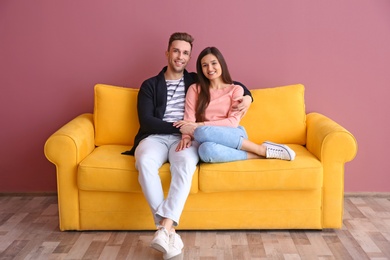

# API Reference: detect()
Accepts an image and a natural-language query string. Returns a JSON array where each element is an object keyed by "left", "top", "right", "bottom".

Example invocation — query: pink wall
[{"left": 1, "top": 1, "right": 390, "bottom": 193}]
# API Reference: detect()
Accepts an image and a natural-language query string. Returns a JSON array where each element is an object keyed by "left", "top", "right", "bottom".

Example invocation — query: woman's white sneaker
[{"left": 263, "top": 141, "right": 296, "bottom": 161}]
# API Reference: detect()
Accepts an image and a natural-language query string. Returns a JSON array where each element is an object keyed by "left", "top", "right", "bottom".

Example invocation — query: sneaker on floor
[
  {"left": 263, "top": 141, "right": 296, "bottom": 161},
  {"left": 163, "top": 232, "right": 184, "bottom": 260},
  {"left": 150, "top": 227, "right": 170, "bottom": 253}
]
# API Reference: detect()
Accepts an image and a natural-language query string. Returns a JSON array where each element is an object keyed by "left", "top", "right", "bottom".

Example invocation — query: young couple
[{"left": 123, "top": 32, "right": 295, "bottom": 259}]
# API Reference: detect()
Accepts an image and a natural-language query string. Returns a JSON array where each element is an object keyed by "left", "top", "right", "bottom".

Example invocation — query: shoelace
[
  {"left": 169, "top": 233, "right": 176, "bottom": 246},
  {"left": 268, "top": 148, "right": 289, "bottom": 159},
  {"left": 157, "top": 227, "right": 169, "bottom": 243},
  {"left": 169, "top": 233, "right": 184, "bottom": 250}
]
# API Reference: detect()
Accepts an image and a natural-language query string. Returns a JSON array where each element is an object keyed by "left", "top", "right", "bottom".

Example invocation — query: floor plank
[{"left": 0, "top": 195, "right": 389, "bottom": 259}]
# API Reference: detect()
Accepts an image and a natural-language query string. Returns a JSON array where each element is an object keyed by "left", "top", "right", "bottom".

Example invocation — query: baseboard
[
  {"left": 0, "top": 192, "right": 389, "bottom": 198},
  {"left": 344, "top": 192, "right": 390, "bottom": 198},
  {"left": 0, "top": 192, "right": 57, "bottom": 197}
]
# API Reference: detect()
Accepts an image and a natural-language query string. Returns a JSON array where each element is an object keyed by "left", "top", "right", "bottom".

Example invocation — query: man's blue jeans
[{"left": 194, "top": 125, "right": 248, "bottom": 163}]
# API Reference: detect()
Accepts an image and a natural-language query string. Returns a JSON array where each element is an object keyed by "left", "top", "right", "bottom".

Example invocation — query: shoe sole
[{"left": 150, "top": 242, "right": 168, "bottom": 253}]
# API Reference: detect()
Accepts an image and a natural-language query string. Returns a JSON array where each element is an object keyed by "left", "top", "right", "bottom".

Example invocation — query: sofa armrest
[
  {"left": 44, "top": 113, "right": 95, "bottom": 230},
  {"left": 306, "top": 112, "right": 357, "bottom": 163},
  {"left": 306, "top": 112, "right": 358, "bottom": 228}
]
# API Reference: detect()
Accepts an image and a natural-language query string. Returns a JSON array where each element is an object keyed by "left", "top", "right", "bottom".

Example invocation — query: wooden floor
[{"left": 0, "top": 195, "right": 390, "bottom": 260}]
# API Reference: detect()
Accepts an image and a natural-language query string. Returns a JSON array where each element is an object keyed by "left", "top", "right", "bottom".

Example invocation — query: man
[{"left": 123, "top": 32, "right": 252, "bottom": 259}]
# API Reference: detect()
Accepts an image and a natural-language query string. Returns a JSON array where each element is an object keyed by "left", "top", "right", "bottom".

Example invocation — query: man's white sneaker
[
  {"left": 263, "top": 141, "right": 296, "bottom": 161},
  {"left": 150, "top": 227, "right": 170, "bottom": 253},
  {"left": 163, "top": 232, "right": 184, "bottom": 260}
]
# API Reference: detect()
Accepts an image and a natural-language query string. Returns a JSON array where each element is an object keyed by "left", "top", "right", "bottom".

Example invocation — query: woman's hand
[
  {"left": 176, "top": 136, "right": 192, "bottom": 151},
  {"left": 173, "top": 120, "right": 191, "bottom": 128},
  {"left": 174, "top": 121, "right": 198, "bottom": 136}
]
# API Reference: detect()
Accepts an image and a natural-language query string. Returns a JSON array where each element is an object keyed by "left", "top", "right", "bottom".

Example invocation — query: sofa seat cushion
[
  {"left": 78, "top": 145, "right": 199, "bottom": 194},
  {"left": 198, "top": 145, "right": 322, "bottom": 192}
]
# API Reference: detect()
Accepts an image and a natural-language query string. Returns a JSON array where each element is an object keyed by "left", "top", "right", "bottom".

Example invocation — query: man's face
[{"left": 166, "top": 40, "right": 192, "bottom": 74}]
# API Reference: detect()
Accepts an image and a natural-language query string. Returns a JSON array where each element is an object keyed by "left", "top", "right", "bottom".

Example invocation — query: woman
[{"left": 174, "top": 46, "right": 295, "bottom": 162}]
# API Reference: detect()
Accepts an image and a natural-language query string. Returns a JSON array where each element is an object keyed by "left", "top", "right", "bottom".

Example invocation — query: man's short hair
[{"left": 168, "top": 32, "right": 194, "bottom": 51}]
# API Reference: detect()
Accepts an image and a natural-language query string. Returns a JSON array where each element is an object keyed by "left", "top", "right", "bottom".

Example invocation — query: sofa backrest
[
  {"left": 93, "top": 83, "right": 306, "bottom": 146},
  {"left": 240, "top": 84, "right": 306, "bottom": 145}
]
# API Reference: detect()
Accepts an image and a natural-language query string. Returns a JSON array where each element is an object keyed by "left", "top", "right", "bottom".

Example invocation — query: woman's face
[{"left": 201, "top": 54, "right": 222, "bottom": 81}]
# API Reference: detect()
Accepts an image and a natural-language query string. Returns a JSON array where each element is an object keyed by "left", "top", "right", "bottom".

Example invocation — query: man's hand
[
  {"left": 173, "top": 120, "right": 198, "bottom": 136},
  {"left": 232, "top": 95, "right": 252, "bottom": 115},
  {"left": 176, "top": 136, "right": 192, "bottom": 151}
]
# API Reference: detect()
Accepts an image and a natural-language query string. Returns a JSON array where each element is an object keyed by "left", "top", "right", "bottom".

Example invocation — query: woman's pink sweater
[{"left": 183, "top": 83, "right": 244, "bottom": 127}]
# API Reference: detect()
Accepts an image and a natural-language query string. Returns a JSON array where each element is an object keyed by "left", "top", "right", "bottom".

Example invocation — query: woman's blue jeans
[{"left": 194, "top": 125, "right": 248, "bottom": 163}]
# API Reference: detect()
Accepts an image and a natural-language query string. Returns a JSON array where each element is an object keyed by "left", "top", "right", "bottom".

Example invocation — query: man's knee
[{"left": 136, "top": 144, "right": 168, "bottom": 169}]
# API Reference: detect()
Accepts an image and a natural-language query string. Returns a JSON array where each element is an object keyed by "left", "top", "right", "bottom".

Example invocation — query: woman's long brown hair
[{"left": 195, "top": 47, "right": 233, "bottom": 122}]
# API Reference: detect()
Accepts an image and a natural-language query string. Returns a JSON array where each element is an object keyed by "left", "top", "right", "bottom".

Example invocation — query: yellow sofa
[{"left": 44, "top": 83, "right": 357, "bottom": 231}]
